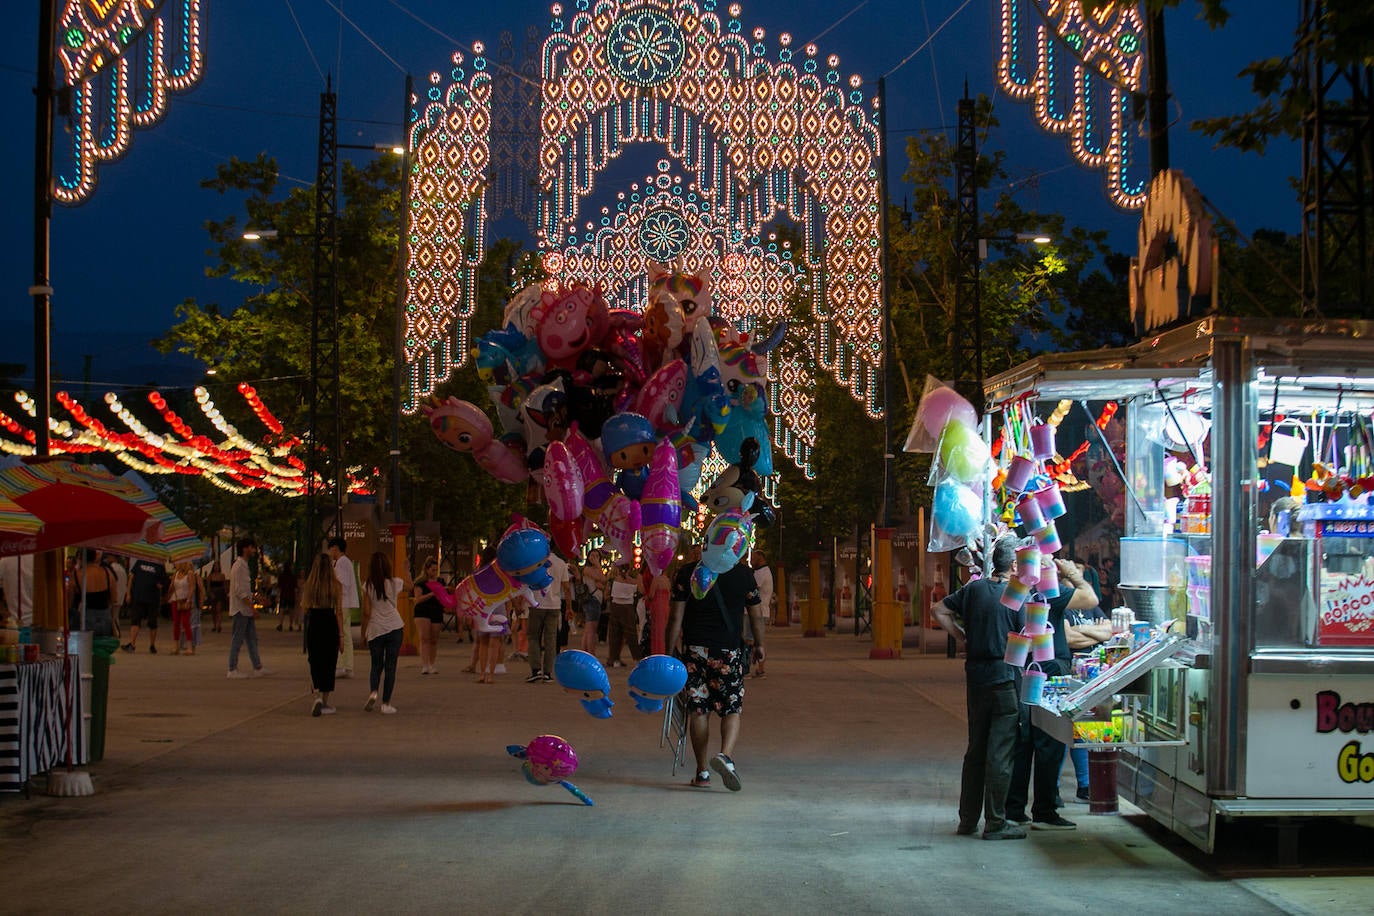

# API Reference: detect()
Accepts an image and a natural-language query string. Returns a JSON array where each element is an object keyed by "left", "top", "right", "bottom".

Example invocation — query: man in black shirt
[
  {"left": 667, "top": 543, "right": 763, "bottom": 792},
  {"left": 933, "top": 537, "right": 1025, "bottom": 840},
  {"left": 123, "top": 557, "right": 169, "bottom": 653}
]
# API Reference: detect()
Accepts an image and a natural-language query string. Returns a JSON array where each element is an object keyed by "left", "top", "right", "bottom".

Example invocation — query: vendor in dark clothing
[
  {"left": 1004, "top": 558, "right": 1099, "bottom": 831},
  {"left": 933, "top": 536, "right": 1026, "bottom": 841}
]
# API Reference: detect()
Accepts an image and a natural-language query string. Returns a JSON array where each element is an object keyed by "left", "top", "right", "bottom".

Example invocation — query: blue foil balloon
[
  {"left": 626, "top": 655, "right": 688, "bottom": 713},
  {"left": 553, "top": 649, "right": 614, "bottom": 718}
]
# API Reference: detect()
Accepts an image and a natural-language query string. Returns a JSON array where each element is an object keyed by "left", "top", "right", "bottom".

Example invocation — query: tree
[{"left": 155, "top": 156, "right": 531, "bottom": 556}]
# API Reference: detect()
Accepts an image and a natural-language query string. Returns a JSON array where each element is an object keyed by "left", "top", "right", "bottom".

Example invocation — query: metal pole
[
  {"left": 877, "top": 76, "right": 895, "bottom": 527},
  {"left": 32, "top": 0, "right": 56, "bottom": 458},
  {"left": 1144, "top": 7, "right": 1170, "bottom": 177},
  {"left": 391, "top": 74, "right": 413, "bottom": 522}
]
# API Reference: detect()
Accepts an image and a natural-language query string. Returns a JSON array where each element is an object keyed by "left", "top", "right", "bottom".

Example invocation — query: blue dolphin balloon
[
  {"left": 626, "top": 655, "right": 688, "bottom": 713},
  {"left": 553, "top": 649, "right": 614, "bottom": 718}
]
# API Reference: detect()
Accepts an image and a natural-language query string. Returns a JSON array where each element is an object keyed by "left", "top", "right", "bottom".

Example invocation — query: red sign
[{"left": 1318, "top": 573, "right": 1374, "bottom": 646}]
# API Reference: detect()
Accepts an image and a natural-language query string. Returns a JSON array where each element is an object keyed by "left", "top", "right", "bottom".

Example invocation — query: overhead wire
[
  {"left": 282, "top": 0, "right": 326, "bottom": 85},
  {"left": 385, "top": 0, "right": 543, "bottom": 90},
  {"left": 882, "top": 0, "right": 975, "bottom": 80},
  {"left": 804, "top": 0, "right": 869, "bottom": 47},
  {"left": 319, "top": 0, "right": 408, "bottom": 76},
  {"left": 921, "top": 0, "right": 946, "bottom": 131}
]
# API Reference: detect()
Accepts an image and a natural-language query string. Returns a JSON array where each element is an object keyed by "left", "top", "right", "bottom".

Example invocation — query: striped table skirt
[{"left": 0, "top": 658, "right": 84, "bottom": 792}]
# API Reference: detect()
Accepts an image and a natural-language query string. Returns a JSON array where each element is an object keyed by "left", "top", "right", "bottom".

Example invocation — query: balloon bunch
[
  {"left": 427, "top": 264, "right": 786, "bottom": 568},
  {"left": 551, "top": 649, "right": 689, "bottom": 719}
]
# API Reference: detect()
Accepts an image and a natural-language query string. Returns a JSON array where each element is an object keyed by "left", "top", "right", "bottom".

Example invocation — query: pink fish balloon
[
  {"left": 542, "top": 438, "right": 585, "bottom": 522},
  {"left": 422, "top": 397, "right": 528, "bottom": 484},
  {"left": 640, "top": 438, "right": 681, "bottom": 576}
]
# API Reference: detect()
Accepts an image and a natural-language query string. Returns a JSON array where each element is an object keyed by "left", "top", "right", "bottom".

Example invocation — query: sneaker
[
  {"left": 226, "top": 670, "right": 250, "bottom": 679},
  {"left": 421, "top": 666, "right": 430, "bottom": 676},
  {"left": 1032, "top": 814, "right": 1077, "bottom": 831},
  {"left": 955, "top": 823, "right": 979, "bottom": 836},
  {"left": 609, "top": 660, "right": 626, "bottom": 668},
  {"left": 320, "top": 705, "right": 337, "bottom": 715},
  {"left": 148, "top": 645, "right": 157, "bottom": 654},
  {"left": 121, "top": 643, "right": 135, "bottom": 653},
  {"left": 364, "top": 693, "right": 377, "bottom": 712},
  {"left": 540, "top": 672, "right": 553, "bottom": 682},
  {"left": 1005, "top": 811, "right": 1030, "bottom": 825},
  {"left": 494, "top": 664, "right": 506, "bottom": 675},
  {"left": 428, "top": 668, "right": 438, "bottom": 676},
  {"left": 525, "top": 671, "right": 544, "bottom": 683},
  {"left": 380, "top": 704, "right": 397, "bottom": 715},
  {"left": 253, "top": 667, "right": 271, "bottom": 677},
  {"left": 710, "top": 753, "right": 742, "bottom": 792},
  {"left": 311, "top": 698, "right": 323, "bottom": 717},
  {"left": 690, "top": 770, "right": 711, "bottom": 788},
  {"left": 982, "top": 825, "right": 1028, "bottom": 840},
  {"left": 1076, "top": 786, "right": 1091, "bottom": 802}
]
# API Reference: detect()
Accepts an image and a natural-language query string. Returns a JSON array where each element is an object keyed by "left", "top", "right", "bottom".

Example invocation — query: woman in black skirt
[{"left": 301, "top": 552, "right": 343, "bottom": 716}]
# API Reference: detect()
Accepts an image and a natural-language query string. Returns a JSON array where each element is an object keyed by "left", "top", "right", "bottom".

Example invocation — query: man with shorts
[
  {"left": 123, "top": 557, "right": 168, "bottom": 653},
  {"left": 666, "top": 543, "right": 764, "bottom": 792}
]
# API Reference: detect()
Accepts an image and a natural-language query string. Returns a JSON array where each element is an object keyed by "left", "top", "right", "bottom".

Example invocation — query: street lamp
[{"left": 978, "top": 232, "right": 1053, "bottom": 260}]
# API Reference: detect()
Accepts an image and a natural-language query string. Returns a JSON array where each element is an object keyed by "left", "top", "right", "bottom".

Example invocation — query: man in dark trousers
[
  {"left": 1004, "top": 558, "right": 1099, "bottom": 830},
  {"left": 122, "top": 556, "right": 169, "bottom": 653},
  {"left": 932, "top": 536, "right": 1026, "bottom": 840},
  {"left": 666, "top": 539, "right": 763, "bottom": 792}
]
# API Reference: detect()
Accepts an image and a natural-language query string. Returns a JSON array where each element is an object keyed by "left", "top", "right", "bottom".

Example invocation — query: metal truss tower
[
  {"left": 308, "top": 81, "right": 342, "bottom": 545},
  {"left": 952, "top": 92, "right": 983, "bottom": 407}
]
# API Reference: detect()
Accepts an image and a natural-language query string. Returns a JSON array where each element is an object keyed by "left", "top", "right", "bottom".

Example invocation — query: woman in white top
[
  {"left": 169, "top": 561, "right": 203, "bottom": 655},
  {"left": 360, "top": 551, "right": 408, "bottom": 714}
]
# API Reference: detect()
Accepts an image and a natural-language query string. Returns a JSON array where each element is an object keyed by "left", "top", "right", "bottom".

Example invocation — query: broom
[{"left": 48, "top": 552, "right": 93, "bottom": 797}]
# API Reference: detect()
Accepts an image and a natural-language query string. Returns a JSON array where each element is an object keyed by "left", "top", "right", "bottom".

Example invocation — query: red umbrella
[{"left": 0, "top": 460, "right": 152, "bottom": 556}]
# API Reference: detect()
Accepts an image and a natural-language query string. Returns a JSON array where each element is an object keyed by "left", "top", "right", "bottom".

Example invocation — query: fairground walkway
[{"left": 2, "top": 622, "right": 1369, "bottom": 915}]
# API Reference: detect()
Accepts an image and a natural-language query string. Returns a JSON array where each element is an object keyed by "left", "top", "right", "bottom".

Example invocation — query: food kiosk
[{"left": 984, "top": 316, "right": 1374, "bottom": 853}]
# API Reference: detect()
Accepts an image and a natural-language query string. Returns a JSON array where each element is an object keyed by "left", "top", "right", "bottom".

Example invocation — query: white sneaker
[
  {"left": 226, "top": 670, "right": 250, "bottom": 680},
  {"left": 494, "top": 663, "right": 507, "bottom": 675},
  {"left": 320, "top": 705, "right": 337, "bottom": 715},
  {"left": 336, "top": 668, "right": 352, "bottom": 678},
  {"left": 380, "top": 704, "right": 398, "bottom": 715},
  {"left": 364, "top": 693, "right": 377, "bottom": 712},
  {"left": 253, "top": 667, "right": 271, "bottom": 677},
  {"left": 420, "top": 665, "right": 431, "bottom": 675}
]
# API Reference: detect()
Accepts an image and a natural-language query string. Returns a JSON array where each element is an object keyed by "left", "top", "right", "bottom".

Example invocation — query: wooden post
[{"left": 870, "top": 526, "right": 900, "bottom": 659}]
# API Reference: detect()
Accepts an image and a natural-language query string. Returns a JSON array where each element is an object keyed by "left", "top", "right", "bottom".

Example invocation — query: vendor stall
[
  {"left": 984, "top": 316, "right": 1374, "bottom": 853},
  {"left": 0, "top": 655, "right": 84, "bottom": 794}
]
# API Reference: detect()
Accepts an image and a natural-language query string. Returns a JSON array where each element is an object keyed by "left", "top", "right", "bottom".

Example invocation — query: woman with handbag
[{"left": 169, "top": 562, "right": 204, "bottom": 655}]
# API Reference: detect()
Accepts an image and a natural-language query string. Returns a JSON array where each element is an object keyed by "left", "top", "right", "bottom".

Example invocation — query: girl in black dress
[
  {"left": 412, "top": 557, "right": 451, "bottom": 675},
  {"left": 301, "top": 553, "right": 343, "bottom": 716}
]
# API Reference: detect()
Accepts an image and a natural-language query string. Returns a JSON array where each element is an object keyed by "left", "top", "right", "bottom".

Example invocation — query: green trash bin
[{"left": 90, "top": 637, "right": 120, "bottom": 763}]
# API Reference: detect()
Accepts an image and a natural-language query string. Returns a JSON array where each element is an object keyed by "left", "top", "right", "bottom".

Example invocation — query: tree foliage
[{"left": 155, "top": 155, "right": 529, "bottom": 557}]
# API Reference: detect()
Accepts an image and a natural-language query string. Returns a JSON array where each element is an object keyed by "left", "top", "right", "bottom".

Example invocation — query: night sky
[{"left": 0, "top": 0, "right": 1300, "bottom": 392}]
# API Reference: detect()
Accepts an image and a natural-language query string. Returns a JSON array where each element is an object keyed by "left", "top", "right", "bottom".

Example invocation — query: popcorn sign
[{"left": 1319, "top": 573, "right": 1374, "bottom": 646}]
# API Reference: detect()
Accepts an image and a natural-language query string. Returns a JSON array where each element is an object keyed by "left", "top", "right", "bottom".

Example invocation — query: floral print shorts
[{"left": 683, "top": 645, "right": 745, "bottom": 717}]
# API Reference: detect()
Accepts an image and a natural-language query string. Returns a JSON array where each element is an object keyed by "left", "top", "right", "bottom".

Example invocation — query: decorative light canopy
[
  {"left": 402, "top": 0, "right": 885, "bottom": 475},
  {"left": 53, "top": 0, "right": 206, "bottom": 205},
  {"left": 998, "top": 0, "right": 1147, "bottom": 209}
]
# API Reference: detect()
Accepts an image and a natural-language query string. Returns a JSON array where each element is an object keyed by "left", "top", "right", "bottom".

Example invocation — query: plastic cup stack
[
  {"left": 1015, "top": 545, "right": 1041, "bottom": 584},
  {"left": 1017, "top": 494, "right": 1046, "bottom": 532},
  {"left": 1000, "top": 577, "right": 1032, "bottom": 611},
  {"left": 1023, "top": 601, "right": 1050, "bottom": 634},
  {"left": 1004, "top": 455, "right": 1036, "bottom": 494},
  {"left": 1033, "top": 520, "right": 1062, "bottom": 555},
  {"left": 1037, "top": 558, "right": 1060, "bottom": 598}
]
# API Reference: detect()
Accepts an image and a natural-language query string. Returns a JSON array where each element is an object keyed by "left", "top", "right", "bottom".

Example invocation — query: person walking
[
  {"left": 169, "top": 562, "right": 204, "bottom": 655},
  {"left": 361, "top": 551, "right": 407, "bottom": 714},
  {"left": 207, "top": 562, "right": 227, "bottom": 633},
  {"left": 301, "top": 553, "right": 344, "bottom": 716},
  {"left": 327, "top": 538, "right": 359, "bottom": 678},
  {"left": 748, "top": 551, "right": 773, "bottom": 678},
  {"left": 605, "top": 563, "right": 642, "bottom": 668},
  {"left": 576, "top": 550, "right": 607, "bottom": 655},
  {"left": 226, "top": 538, "right": 268, "bottom": 678},
  {"left": 276, "top": 565, "right": 300, "bottom": 632},
  {"left": 526, "top": 550, "right": 571, "bottom": 683},
  {"left": 412, "top": 557, "right": 450, "bottom": 675},
  {"left": 68, "top": 549, "right": 116, "bottom": 638},
  {"left": 666, "top": 545, "right": 764, "bottom": 792},
  {"left": 122, "top": 556, "right": 168, "bottom": 653},
  {"left": 931, "top": 536, "right": 1026, "bottom": 840}
]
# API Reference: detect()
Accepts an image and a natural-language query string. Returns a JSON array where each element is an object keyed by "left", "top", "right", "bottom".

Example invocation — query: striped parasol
[
  {"left": 110, "top": 482, "right": 207, "bottom": 566},
  {"left": 0, "top": 493, "right": 42, "bottom": 538},
  {"left": 0, "top": 459, "right": 152, "bottom": 555}
]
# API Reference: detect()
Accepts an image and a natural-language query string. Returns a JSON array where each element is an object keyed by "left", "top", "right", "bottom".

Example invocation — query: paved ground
[{"left": 2, "top": 620, "right": 1371, "bottom": 915}]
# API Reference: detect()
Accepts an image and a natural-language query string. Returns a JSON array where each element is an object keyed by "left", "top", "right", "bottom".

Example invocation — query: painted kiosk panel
[{"left": 985, "top": 317, "right": 1374, "bottom": 853}]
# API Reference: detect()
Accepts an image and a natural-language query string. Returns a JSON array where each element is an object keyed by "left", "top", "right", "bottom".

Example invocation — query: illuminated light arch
[
  {"left": 998, "top": 0, "right": 1147, "bottom": 209},
  {"left": 401, "top": 0, "right": 885, "bottom": 475},
  {"left": 538, "top": 0, "right": 883, "bottom": 414},
  {"left": 403, "top": 49, "right": 494, "bottom": 404},
  {"left": 54, "top": 0, "right": 206, "bottom": 205}
]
